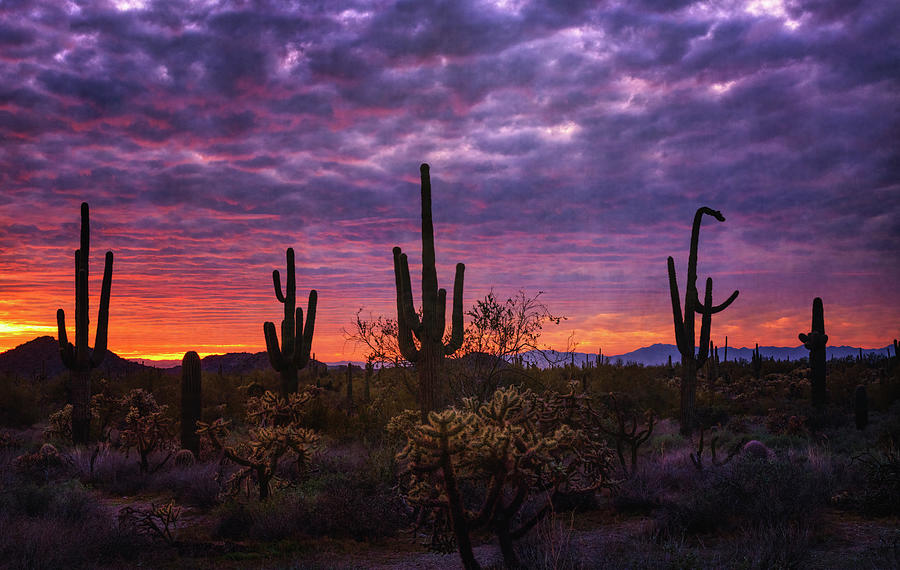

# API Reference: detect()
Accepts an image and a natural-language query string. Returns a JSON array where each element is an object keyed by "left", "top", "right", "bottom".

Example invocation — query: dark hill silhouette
[
  {"left": 166, "top": 351, "right": 328, "bottom": 377},
  {"left": 0, "top": 336, "right": 152, "bottom": 379}
]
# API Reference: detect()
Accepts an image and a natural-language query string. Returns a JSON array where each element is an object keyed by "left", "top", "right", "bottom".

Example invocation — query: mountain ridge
[{"left": 1, "top": 336, "right": 894, "bottom": 377}]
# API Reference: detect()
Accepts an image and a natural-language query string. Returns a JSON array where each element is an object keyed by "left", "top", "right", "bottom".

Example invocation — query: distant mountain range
[
  {"left": 0, "top": 337, "right": 895, "bottom": 378},
  {"left": 524, "top": 343, "right": 897, "bottom": 368}
]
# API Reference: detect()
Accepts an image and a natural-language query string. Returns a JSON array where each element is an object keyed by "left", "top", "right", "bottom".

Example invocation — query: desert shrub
[
  {"left": 849, "top": 447, "right": 900, "bottom": 517},
  {"left": 12, "top": 444, "right": 71, "bottom": 483},
  {"left": 655, "top": 453, "right": 831, "bottom": 537},
  {"left": 725, "top": 521, "right": 813, "bottom": 570},
  {"left": 0, "top": 374, "right": 44, "bottom": 427},
  {"left": 212, "top": 500, "right": 255, "bottom": 540},
  {"left": 0, "top": 483, "right": 139, "bottom": 569},
  {"left": 149, "top": 459, "right": 224, "bottom": 508},
  {"left": 302, "top": 469, "right": 408, "bottom": 541},
  {"left": 765, "top": 408, "right": 808, "bottom": 437},
  {"left": 514, "top": 511, "right": 583, "bottom": 570}
]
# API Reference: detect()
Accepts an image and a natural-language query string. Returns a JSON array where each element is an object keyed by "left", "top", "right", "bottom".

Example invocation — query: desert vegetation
[{"left": 1, "top": 183, "right": 899, "bottom": 569}]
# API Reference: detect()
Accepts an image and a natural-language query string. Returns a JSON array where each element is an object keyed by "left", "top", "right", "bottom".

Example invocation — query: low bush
[{"left": 655, "top": 452, "right": 832, "bottom": 538}]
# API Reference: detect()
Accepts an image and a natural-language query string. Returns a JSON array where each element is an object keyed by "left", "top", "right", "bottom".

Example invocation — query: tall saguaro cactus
[
  {"left": 264, "top": 248, "right": 317, "bottom": 397},
  {"left": 799, "top": 297, "right": 828, "bottom": 408},
  {"left": 57, "top": 202, "right": 113, "bottom": 445},
  {"left": 393, "top": 164, "right": 465, "bottom": 417},
  {"left": 667, "top": 207, "right": 739, "bottom": 436},
  {"left": 181, "top": 351, "right": 202, "bottom": 454}
]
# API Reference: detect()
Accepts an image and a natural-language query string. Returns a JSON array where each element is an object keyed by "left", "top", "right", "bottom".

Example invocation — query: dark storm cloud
[{"left": 0, "top": 0, "right": 897, "bottom": 357}]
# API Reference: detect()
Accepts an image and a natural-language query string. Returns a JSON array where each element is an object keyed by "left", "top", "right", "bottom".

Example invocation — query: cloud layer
[{"left": 1, "top": 0, "right": 897, "bottom": 360}]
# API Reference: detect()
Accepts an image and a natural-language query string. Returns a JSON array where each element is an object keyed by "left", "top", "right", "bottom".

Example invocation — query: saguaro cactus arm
[
  {"left": 57, "top": 309, "right": 75, "bottom": 368},
  {"left": 445, "top": 263, "right": 466, "bottom": 355},
  {"left": 264, "top": 322, "right": 286, "bottom": 371},
  {"left": 393, "top": 247, "right": 422, "bottom": 362},
  {"left": 56, "top": 203, "right": 114, "bottom": 370},
  {"left": 91, "top": 251, "right": 113, "bottom": 367},
  {"left": 293, "top": 291, "right": 317, "bottom": 369},
  {"left": 667, "top": 256, "right": 688, "bottom": 356}
]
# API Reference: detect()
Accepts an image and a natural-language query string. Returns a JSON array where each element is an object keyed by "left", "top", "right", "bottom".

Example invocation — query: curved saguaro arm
[
  {"left": 392, "top": 164, "right": 466, "bottom": 414},
  {"left": 667, "top": 206, "right": 738, "bottom": 435},
  {"left": 57, "top": 202, "right": 114, "bottom": 445},
  {"left": 445, "top": 263, "right": 465, "bottom": 355},
  {"left": 393, "top": 246, "right": 422, "bottom": 362},
  {"left": 264, "top": 247, "right": 317, "bottom": 396}
]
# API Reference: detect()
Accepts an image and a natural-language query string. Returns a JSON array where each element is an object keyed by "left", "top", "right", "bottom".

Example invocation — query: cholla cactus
[
  {"left": 395, "top": 385, "right": 614, "bottom": 570},
  {"left": 197, "top": 388, "right": 320, "bottom": 501},
  {"left": 118, "top": 500, "right": 181, "bottom": 545},
  {"left": 118, "top": 389, "right": 174, "bottom": 473}
]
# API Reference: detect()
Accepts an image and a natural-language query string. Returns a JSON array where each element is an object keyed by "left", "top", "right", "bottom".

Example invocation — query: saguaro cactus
[
  {"left": 181, "top": 351, "right": 202, "bottom": 454},
  {"left": 854, "top": 384, "right": 868, "bottom": 430},
  {"left": 799, "top": 297, "right": 828, "bottom": 408},
  {"left": 393, "top": 164, "right": 465, "bottom": 417},
  {"left": 752, "top": 343, "right": 762, "bottom": 379},
  {"left": 264, "top": 248, "right": 317, "bottom": 397},
  {"left": 57, "top": 202, "right": 113, "bottom": 445},
  {"left": 667, "top": 207, "right": 739, "bottom": 436}
]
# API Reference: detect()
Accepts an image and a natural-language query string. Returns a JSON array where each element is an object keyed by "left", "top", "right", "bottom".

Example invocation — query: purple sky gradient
[{"left": 0, "top": 0, "right": 897, "bottom": 361}]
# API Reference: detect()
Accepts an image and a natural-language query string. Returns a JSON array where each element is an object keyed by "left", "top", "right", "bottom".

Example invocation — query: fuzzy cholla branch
[
  {"left": 394, "top": 385, "right": 615, "bottom": 570},
  {"left": 197, "top": 389, "right": 321, "bottom": 501},
  {"left": 118, "top": 389, "right": 174, "bottom": 474},
  {"left": 118, "top": 500, "right": 181, "bottom": 545}
]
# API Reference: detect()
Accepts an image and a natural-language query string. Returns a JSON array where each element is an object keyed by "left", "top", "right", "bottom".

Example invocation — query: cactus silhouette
[
  {"left": 799, "top": 297, "right": 828, "bottom": 408},
  {"left": 181, "top": 351, "right": 202, "bottom": 454},
  {"left": 264, "top": 248, "right": 317, "bottom": 397},
  {"left": 854, "top": 384, "right": 868, "bottom": 430},
  {"left": 393, "top": 164, "right": 465, "bottom": 417},
  {"left": 667, "top": 207, "right": 739, "bottom": 436},
  {"left": 57, "top": 202, "right": 113, "bottom": 445},
  {"left": 752, "top": 343, "right": 762, "bottom": 379}
]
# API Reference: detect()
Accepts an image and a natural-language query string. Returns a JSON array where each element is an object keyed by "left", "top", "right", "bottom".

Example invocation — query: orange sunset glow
[{"left": 1, "top": 0, "right": 898, "bottom": 365}]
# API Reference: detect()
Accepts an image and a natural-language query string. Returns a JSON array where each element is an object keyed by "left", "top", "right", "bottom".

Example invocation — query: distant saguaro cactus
[
  {"left": 264, "top": 248, "right": 317, "bottom": 397},
  {"left": 181, "top": 351, "right": 202, "bottom": 454},
  {"left": 668, "top": 207, "right": 739, "bottom": 435},
  {"left": 393, "top": 164, "right": 465, "bottom": 418},
  {"left": 57, "top": 202, "right": 113, "bottom": 445},
  {"left": 346, "top": 363, "right": 354, "bottom": 413},
  {"left": 854, "top": 385, "right": 868, "bottom": 430},
  {"left": 799, "top": 297, "right": 828, "bottom": 408},
  {"left": 752, "top": 343, "right": 762, "bottom": 380}
]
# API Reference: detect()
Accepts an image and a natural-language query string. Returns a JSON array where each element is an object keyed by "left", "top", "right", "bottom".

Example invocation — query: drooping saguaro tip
[{"left": 667, "top": 207, "right": 738, "bottom": 436}]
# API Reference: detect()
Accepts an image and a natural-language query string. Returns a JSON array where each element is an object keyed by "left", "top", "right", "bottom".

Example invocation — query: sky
[{"left": 0, "top": 0, "right": 898, "bottom": 364}]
